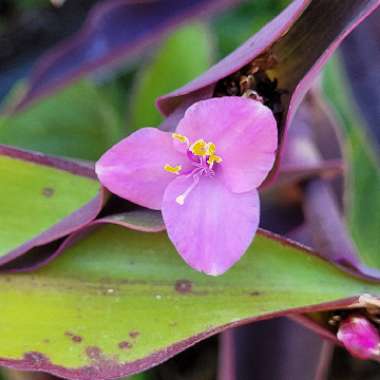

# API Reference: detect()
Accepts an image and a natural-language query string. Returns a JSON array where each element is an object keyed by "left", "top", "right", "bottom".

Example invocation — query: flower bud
[{"left": 337, "top": 315, "right": 380, "bottom": 359}]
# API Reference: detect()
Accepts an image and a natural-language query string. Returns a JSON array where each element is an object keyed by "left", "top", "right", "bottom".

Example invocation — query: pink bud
[{"left": 337, "top": 315, "right": 380, "bottom": 359}]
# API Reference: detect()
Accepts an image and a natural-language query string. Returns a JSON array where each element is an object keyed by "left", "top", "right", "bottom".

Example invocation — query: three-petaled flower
[{"left": 96, "top": 96, "right": 278, "bottom": 275}]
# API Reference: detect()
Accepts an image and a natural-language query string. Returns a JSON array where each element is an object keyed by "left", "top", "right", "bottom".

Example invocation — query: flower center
[
  {"left": 189, "top": 139, "right": 222, "bottom": 167},
  {"left": 164, "top": 133, "right": 223, "bottom": 174},
  {"left": 164, "top": 133, "right": 223, "bottom": 205}
]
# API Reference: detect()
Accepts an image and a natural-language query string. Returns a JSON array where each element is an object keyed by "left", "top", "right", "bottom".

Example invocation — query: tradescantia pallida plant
[{"left": 1, "top": 0, "right": 380, "bottom": 379}]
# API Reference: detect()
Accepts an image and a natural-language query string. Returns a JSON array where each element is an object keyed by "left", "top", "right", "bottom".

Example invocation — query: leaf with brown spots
[{"left": 1, "top": 225, "right": 380, "bottom": 379}]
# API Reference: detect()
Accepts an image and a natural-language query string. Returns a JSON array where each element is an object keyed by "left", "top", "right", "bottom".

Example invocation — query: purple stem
[
  {"left": 226, "top": 318, "right": 325, "bottom": 380},
  {"left": 314, "top": 342, "right": 335, "bottom": 380},
  {"left": 217, "top": 331, "right": 236, "bottom": 380}
]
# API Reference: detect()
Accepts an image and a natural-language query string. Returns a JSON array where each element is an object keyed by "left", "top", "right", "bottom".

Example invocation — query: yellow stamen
[
  {"left": 170, "top": 134, "right": 222, "bottom": 172},
  {"left": 172, "top": 133, "right": 189, "bottom": 144},
  {"left": 190, "top": 139, "right": 207, "bottom": 156},
  {"left": 207, "top": 154, "right": 223, "bottom": 165},
  {"left": 206, "top": 142, "right": 216, "bottom": 156},
  {"left": 189, "top": 139, "right": 223, "bottom": 166},
  {"left": 164, "top": 164, "right": 182, "bottom": 175}
]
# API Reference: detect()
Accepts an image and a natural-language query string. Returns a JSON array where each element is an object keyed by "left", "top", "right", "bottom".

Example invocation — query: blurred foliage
[
  {"left": 128, "top": 22, "right": 213, "bottom": 131},
  {"left": 323, "top": 56, "right": 380, "bottom": 269},
  {"left": 211, "top": 0, "right": 291, "bottom": 57},
  {"left": 0, "top": 80, "right": 124, "bottom": 160},
  {"left": 13, "top": 0, "right": 48, "bottom": 9},
  {"left": 98, "top": 69, "right": 136, "bottom": 130},
  {"left": 0, "top": 0, "right": 62, "bottom": 12},
  {"left": 11, "top": 0, "right": 96, "bottom": 10},
  {"left": 0, "top": 0, "right": 292, "bottom": 161},
  {"left": 125, "top": 373, "right": 152, "bottom": 380}
]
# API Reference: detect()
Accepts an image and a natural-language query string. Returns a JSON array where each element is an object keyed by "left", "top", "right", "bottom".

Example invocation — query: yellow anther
[
  {"left": 190, "top": 139, "right": 223, "bottom": 165},
  {"left": 172, "top": 133, "right": 189, "bottom": 144},
  {"left": 206, "top": 142, "right": 216, "bottom": 156},
  {"left": 164, "top": 164, "right": 182, "bottom": 175},
  {"left": 190, "top": 139, "right": 207, "bottom": 156},
  {"left": 207, "top": 154, "right": 223, "bottom": 165}
]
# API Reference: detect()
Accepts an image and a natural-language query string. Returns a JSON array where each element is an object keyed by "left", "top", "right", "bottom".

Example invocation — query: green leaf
[
  {"left": 323, "top": 56, "right": 380, "bottom": 269},
  {"left": 129, "top": 23, "right": 213, "bottom": 131},
  {"left": 0, "top": 80, "right": 124, "bottom": 161},
  {"left": 0, "top": 225, "right": 378, "bottom": 378},
  {"left": 0, "top": 153, "right": 99, "bottom": 258}
]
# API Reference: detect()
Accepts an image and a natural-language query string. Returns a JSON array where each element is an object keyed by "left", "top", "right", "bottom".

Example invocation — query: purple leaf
[
  {"left": 275, "top": 90, "right": 345, "bottom": 188},
  {"left": 157, "top": 0, "right": 380, "bottom": 183},
  {"left": 258, "top": 88, "right": 345, "bottom": 238},
  {"left": 281, "top": 89, "right": 380, "bottom": 281},
  {"left": 303, "top": 178, "right": 380, "bottom": 281},
  {"left": 12, "top": 0, "right": 237, "bottom": 112},
  {"left": 1, "top": 208, "right": 166, "bottom": 272},
  {"left": 0, "top": 206, "right": 165, "bottom": 272}
]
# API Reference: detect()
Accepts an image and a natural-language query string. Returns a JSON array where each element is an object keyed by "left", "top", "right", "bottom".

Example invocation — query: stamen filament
[
  {"left": 176, "top": 175, "right": 200, "bottom": 205},
  {"left": 164, "top": 134, "right": 222, "bottom": 202}
]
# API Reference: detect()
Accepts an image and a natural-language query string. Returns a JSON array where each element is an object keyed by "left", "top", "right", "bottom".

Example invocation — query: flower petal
[
  {"left": 162, "top": 175, "right": 260, "bottom": 275},
  {"left": 96, "top": 128, "right": 190, "bottom": 210},
  {"left": 176, "top": 97, "right": 278, "bottom": 192}
]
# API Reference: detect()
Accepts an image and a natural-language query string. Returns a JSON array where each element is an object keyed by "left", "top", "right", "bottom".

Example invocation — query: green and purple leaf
[
  {"left": 0, "top": 145, "right": 103, "bottom": 269},
  {"left": 323, "top": 57, "right": 380, "bottom": 271},
  {"left": 0, "top": 224, "right": 379, "bottom": 379},
  {"left": 280, "top": 81, "right": 380, "bottom": 281}
]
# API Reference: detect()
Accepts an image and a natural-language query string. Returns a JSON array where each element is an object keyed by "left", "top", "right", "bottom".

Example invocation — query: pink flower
[
  {"left": 337, "top": 315, "right": 380, "bottom": 359},
  {"left": 95, "top": 97, "right": 277, "bottom": 275}
]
